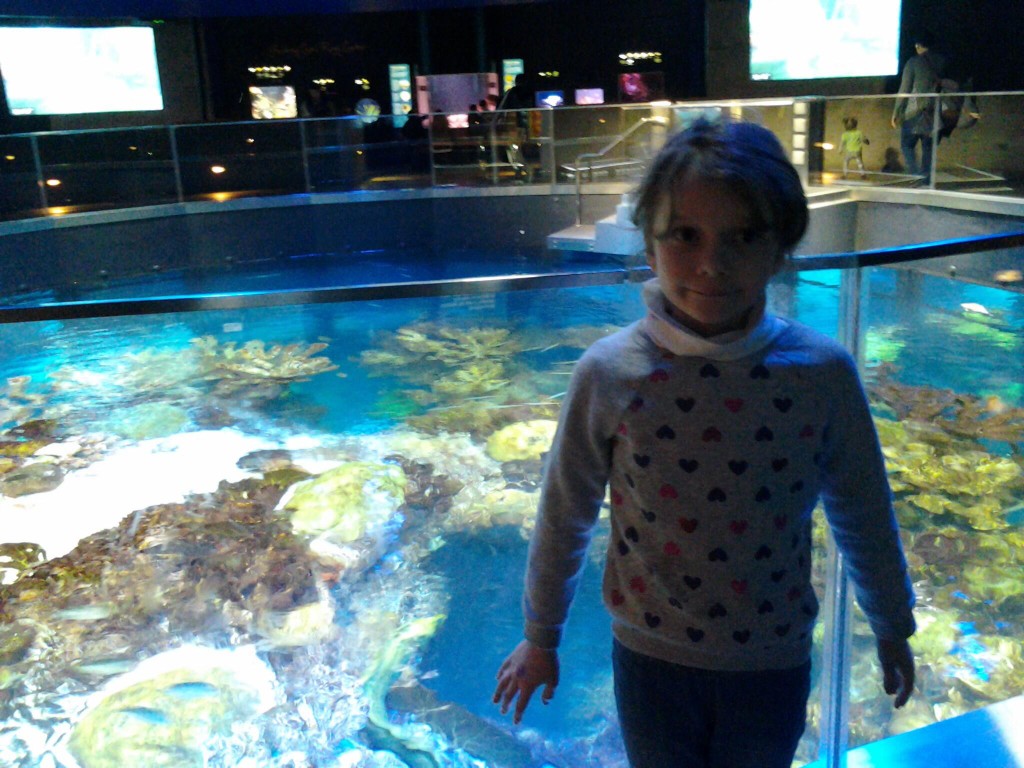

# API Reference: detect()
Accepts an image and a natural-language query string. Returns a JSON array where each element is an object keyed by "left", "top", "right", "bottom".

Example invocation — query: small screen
[
  {"left": 249, "top": 86, "right": 297, "bottom": 120},
  {"left": 618, "top": 72, "right": 665, "bottom": 103},
  {"left": 749, "top": 0, "right": 902, "bottom": 80},
  {"left": 574, "top": 88, "right": 605, "bottom": 105},
  {"left": 535, "top": 90, "right": 564, "bottom": 108},
  {"left": 0, "top": 26, "right": 164, "bottom": 115},
  {"left": 446, "top": 113, "right": 469, "bottom": 129}
]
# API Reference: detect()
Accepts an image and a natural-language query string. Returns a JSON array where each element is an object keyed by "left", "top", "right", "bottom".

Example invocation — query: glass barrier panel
[
  {"left": 0, "top": 135, "right": 40, "bottom": 220},
  {"left": 817, "top": 92, "right": 1024, "bottom": 196},
  {"left": 0, "top": 271, "right": 862, "bottom": 766},
  {"left": 35, "top": 128, "right": 177, "bottom": 212},
  {"left": 0, "top": 282, "right": 645, "bottom": 767},
  {"left": 933, "top": 92, "right": 1024, "bottom": 196},
  {"left": 818, "top": 95, "right": 910, "bottom": 187},
  {"left": 429, "top": 112, "right": 523, "bottom": 188},
  {"left": 552, "top": 104, "right": 661, "bottom": 185},
  {"left": 173, "top": 121, "right": 307, "bottom": 200},
  {"left": 844, "top": 258, "right": 1024, "bottom": 750},
  {"left": 304, "top": 115, "right": 431, "bottom": 193}
]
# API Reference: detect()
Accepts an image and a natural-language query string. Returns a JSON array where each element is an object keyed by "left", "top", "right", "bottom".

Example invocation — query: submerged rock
[
  {"left": 0, "top": 461, "right": 64, "bottom": 496},
  {"left": 485, "top": 420, "right": 557, "bottom": 463},
  {"left": 69, "top": 644, "right": 278, "bottom": 768},
  {"left": 237, "top": 448, "right": 296, "bottom": 473},
  {"left": 279, "top": 461, "right": 406, "bottom": 541},
  {"left": 106, "top": 402, "right": 190, "bottom": 440}
]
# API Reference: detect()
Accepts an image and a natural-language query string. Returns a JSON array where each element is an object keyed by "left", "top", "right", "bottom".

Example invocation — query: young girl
[{"left": 493, "top": 119, "right": 915, "bottom": 768}]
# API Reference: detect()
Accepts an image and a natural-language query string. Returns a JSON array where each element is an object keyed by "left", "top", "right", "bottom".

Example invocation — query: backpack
[{"left": 938, "top": 78, "right": 979, "bottom": 138}]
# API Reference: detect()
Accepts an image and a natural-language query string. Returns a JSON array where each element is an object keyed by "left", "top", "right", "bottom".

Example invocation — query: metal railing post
[
  {"left": 817, "top": 265, "right": 864, "bottom": 768},
  {"left": 299, "top": 119, "right": 312, "bottom": 193},
  {"left": 169, "top": 125, "right": 184, "bottom": 203},
  {"left": 30, "top": 134, "right": 48, "bottom": 210},
  {"left": 929, "top": 94, "right": 941, "bottom": 189}
]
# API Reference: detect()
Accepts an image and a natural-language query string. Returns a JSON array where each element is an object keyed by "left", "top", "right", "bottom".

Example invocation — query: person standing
[
  {"left": 493, "top": 118, "right": 916, "bottom": 768},
  {"left": 891, "top": 31, "right": 945, "bottom": 182}
]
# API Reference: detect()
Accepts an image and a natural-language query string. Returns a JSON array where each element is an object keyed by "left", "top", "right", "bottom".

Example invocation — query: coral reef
[
  {"left": 192, "top": 336, "right": 340, "bottom": 400},
  {"left": 357, "top": 323, "right": 561, "bottom": 437},
  {"left": 870, "top": 363, "right": 1024, "bottom": 449}
]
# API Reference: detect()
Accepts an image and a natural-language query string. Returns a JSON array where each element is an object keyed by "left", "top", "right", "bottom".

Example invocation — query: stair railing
[{"left": 574, "top": 115, "right": 669, "bottom": 225}]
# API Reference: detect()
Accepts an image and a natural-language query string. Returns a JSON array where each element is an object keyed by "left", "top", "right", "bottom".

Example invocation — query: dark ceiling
[{"left": 0, "top": 0, "right": 540, "bottom": 19}]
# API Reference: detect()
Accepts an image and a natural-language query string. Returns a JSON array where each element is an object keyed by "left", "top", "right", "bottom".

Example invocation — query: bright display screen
[
  {"left": 749, "top": 0, "right": 902, "bottom": 80},
  {"left": 0, "top": 26, "right": 164, "bottom": 115},
  {"left": 574, "top": 88, "right": 605, "bottom": 105},
  {"left": 535, "top": 90, "right": 564, "bottom": 108},
  {"left": 249, "top": 86, "right": 298, "bottom": 120}
]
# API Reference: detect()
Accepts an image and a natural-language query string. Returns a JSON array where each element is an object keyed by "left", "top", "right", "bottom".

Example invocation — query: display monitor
[
  {"left": 0, "top": 25, "right": 163, "bottom": 115},
  {"left": 446, "top": 113, "right": 469, "bottom": 129},
  {"left": 249, "top": 86, "right": 297, "bottom": 119},
  {"left": 535, "top": 90, "right": 564, "bottom": 108},
  {"left": 574, "top": 88, "right": 605, "bottom": 105},
  {"left": 749, "top": 0, "right": 902, "bottom": 80},
  {"left": 618, "top": 72, "right": 665, "bottom": 103}
]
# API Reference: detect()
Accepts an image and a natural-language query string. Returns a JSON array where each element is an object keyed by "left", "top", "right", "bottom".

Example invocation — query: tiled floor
[{"left": 805, "top": 696, "right": 1024, "bottom": 768}]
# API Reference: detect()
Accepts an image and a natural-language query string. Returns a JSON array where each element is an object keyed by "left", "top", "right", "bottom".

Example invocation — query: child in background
[
  {"left": 493, "top": 118, "right": 915, "bottom": 768},
  {"left": 839, "top": 116, "right": 870, "bottom": 178}
]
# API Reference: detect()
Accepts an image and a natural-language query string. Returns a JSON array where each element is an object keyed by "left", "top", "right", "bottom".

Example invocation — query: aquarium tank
[{"left": 0, "top": 243, "right": 1022, "bottom": 768}]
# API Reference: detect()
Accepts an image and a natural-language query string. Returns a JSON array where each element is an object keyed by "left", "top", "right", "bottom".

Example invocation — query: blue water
[
  {"left": 1, "top": 261, "right": 1022, "bottom": 767},
  {"left": 2, "top": 246, "right": 631, "bottom": 307}
]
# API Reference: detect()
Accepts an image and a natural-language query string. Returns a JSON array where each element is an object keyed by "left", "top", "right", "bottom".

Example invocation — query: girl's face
[{"left": 646, "top": 178, "right": 782, "bottom": 338}]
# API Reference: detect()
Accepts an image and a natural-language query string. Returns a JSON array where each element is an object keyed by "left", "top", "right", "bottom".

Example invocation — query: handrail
[
  {"left": 573, "top": 116, "right": 668, "bottom": 225},
  {"left": 2, "top": 229, "right": 1021, "bottom": 325},
  {"left": 788, "top": 229, "right": 1024, "bottom": 270}
]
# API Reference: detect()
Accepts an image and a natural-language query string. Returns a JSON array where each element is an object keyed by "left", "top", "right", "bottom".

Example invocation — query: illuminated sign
[
  {"left": 502, "top": 58, "right": 524, "bottom": 93},
  {"left": 389, "top": 63, "right": 412, "bottom": 127}
]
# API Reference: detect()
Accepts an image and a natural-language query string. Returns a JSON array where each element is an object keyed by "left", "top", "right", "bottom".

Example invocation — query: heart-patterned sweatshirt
[{"left": 522, "top": 279, "right": 915, "bottom": 671}]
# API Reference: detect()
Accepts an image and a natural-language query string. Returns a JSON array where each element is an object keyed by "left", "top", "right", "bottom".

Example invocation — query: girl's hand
[
  {"left": 877, "top": 637, "right": 915, "bottom": 708},
  {"left": 493, "top": 640, "right": 559, "bottom": 724}
]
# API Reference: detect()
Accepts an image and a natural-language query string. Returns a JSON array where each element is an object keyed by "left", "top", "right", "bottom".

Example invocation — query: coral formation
[{"left": 192, "top": 336, "right": 340, "bottom": 400}]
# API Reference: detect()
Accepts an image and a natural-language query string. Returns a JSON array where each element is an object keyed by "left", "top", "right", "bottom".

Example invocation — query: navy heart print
[{"left": 606, "top": 353, "right": 822, "bottom": 659}]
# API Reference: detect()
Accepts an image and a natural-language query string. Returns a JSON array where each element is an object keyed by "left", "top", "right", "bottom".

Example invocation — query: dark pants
[
  {"left": 900, "top": 121, "right": 933, "bottom": 180},
  {"left": 612, "top": 639, "right": 811, "bottom": 768}
]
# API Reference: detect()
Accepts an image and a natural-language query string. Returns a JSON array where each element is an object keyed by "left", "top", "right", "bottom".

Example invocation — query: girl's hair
[{"left": 632, "top": 118, "right": 809, "bottom": 263}]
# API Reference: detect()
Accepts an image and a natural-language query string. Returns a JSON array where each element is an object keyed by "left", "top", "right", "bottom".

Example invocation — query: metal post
[
  {"left": 169, "top": 126, "right": 184, "bottom": 203},
  {"left": 428, "top": 116, "right": 437, "bottom": 189},
  {"left": 929, "top": 93, "right": 940, "bottom": 189},
  {"left": 30, "top": 134, "right": 47, "bottom": 210},
  {"left": 299, "top": 119, "right": 312, "bottom": 193},
  {"left": 541, "top": 109, "right": 555, "bottom": 188},
  {"left": 818, "top": 265, "right": 864, "bottom": 768}
]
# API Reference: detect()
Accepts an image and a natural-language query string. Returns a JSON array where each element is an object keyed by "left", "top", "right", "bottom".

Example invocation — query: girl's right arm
[{"left": 493, "top": 639, "right": 560, "bottom": 723}]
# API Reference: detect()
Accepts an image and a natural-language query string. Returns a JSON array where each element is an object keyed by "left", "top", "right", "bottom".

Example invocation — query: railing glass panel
[
  {"left": 0, "top": 134, "right": 41, "bottom": 219},
  {"left": 173, "top": 120, "right": 307, "bottom": 200},
  {"left": 815, "top": 92, "right": 1024, "bottom": 194},
  {"left": 842, "top": 258, "right": 1024, "bottom": 752}
]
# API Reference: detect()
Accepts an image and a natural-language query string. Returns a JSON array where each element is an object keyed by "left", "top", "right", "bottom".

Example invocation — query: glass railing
[
  {"left": 812, "top": 91, "right": 1024, "bottom": 194},
  {"left": 0, "top": 229, "right": 1022, "bottom": 767},
  {"left": 3, "top": 93, "right": 1023, "bottom": 222}
]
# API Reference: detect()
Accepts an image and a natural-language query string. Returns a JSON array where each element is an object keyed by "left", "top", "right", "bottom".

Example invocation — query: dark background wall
[{"left": 0, "top": 0, "right": 1020, "bottom": 133}]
